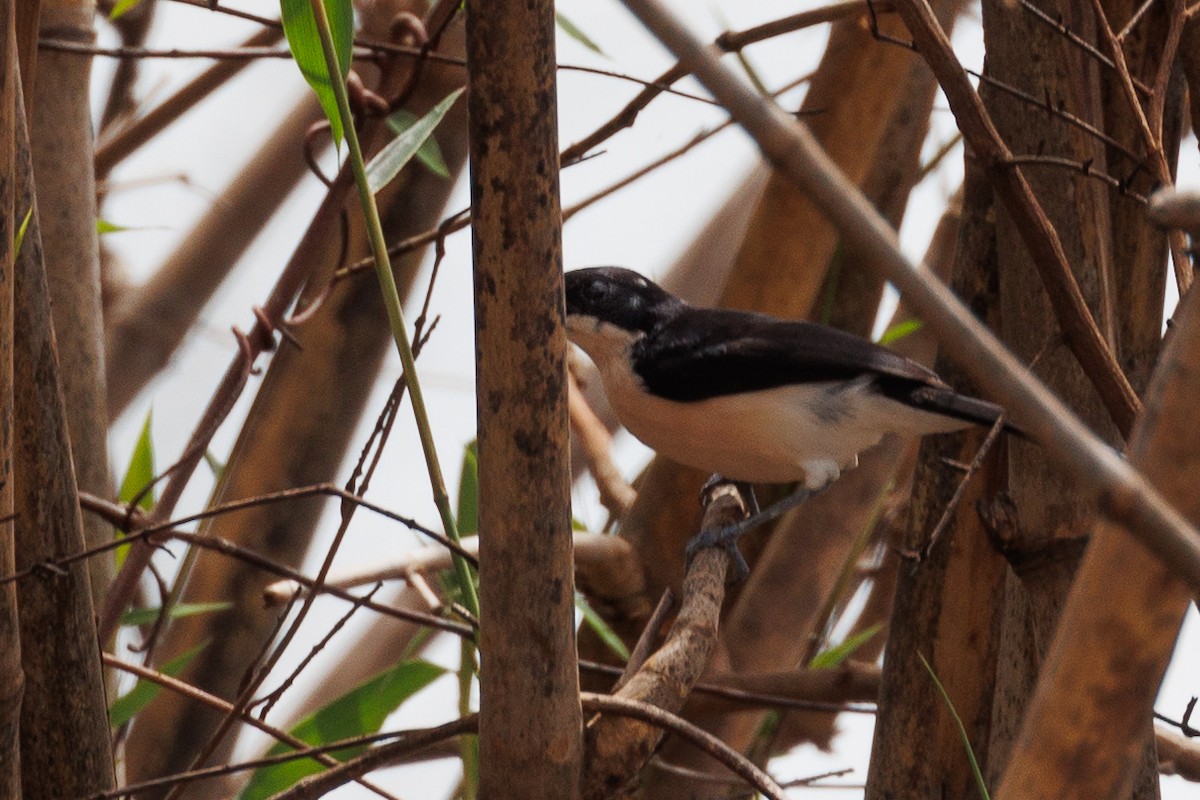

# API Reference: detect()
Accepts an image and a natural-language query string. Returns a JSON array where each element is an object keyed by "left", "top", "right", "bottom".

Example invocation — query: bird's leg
[
  {"left": 687, "top": 478, "right": 816, "bottom": 580},
  {"left": 699, "top": 474, "right": 760, "bottom": 515}
]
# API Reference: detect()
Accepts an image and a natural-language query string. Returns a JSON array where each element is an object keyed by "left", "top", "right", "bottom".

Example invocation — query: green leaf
[
  {"left": 203, "top": 450, "right": 226, "bottom": 481},
  {"left": 109, "top": 641, "right": 208, "bottom": 728},
  {"left": 280, "top": 0, "right": 354, "bottom": 147},
  {"left": 919, "top": 653, "right": 991, "bottom": 800},
  {"left": 576, "top": 593, "right": 629, "bottom": 661},
  {"left": 120, "top": 601, "right": 233, "bottom": 628},
  {"left": 109, "top": 0, "right": 143, "bottom": 19},
  {"left": 240, "top": 659, "right": 444, "bottom": 799},
  {"left": 556, "top": 11, "right": 605, "bottom": 56},
  {"left": 386, "top": 110, "right": 450, "bottom": 177},
  {"left": 878, "top": 318, "right": 924, "bottom": 345},
  {"left": 456, "top": 439, "right": 479, "bottom": 536},
  {"left": 96, "top": 219, "right": 127, "bottom": 234},
  {"left": 366, "top": 88, "right": 463, "bottom": 194},
  {"left": 808, "top": 624, "right": 882, "bottom": 670},
  {"left": 114, "top": 410, "right": 155, "bottom": 568},
  {"left": 118, "top": 410, "right": 156, "bottom": 512},
  {"left": 13, "top": 208, "right": 31, "bottom": 259}
]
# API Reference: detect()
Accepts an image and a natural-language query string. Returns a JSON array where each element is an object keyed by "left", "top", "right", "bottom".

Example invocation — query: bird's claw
[
  {"left": 685, "top": 524, "right": 750, "bottom": 582},
  {"left": 686, "top": 482, "right": 820, "bottom": 583}
]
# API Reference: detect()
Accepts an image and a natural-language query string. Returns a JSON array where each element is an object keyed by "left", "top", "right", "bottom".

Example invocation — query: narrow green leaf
[
  {"left": 366, "top": 88, "right": 463, "bottom": 194},
  {"left": 456, "top": 439, "right": 479, "bottom": 536},
  {"left": 114, "top": 410, "right": 155, "bottom": 568},
  {"left": 118, "top": 410, "right": 156, "bottom": 512},
  {"left": 808, "top": 623, "right": 882, "bottom": 670},
  {"left": 878, "top": 318, "right": 924, "bottom": 345},
  {"left": 576, "top": 593, "right": 629, "bottom": 661},
  {"left": 919, "top": 653, "right": 991, "bottom": 800},
  {"left": 203, "top": 450, "right": 226, "bottom": 481},
  {"left": 109, "top": 0, "right": 143, "bottom": 19},
  {"left": 280, "top": 0, "right": 354, "bottom": 146},
  {"left": 711, "top": 6, "right": 768, "bottom": 95},
  {"left": 109, "top": 641, "right": 208, "bottom": 728},
  {"left": 13, "top": 208, "right": 31, "bottom": 259},
  {"left": 555, "top": 11, "right": 605, "bottom": 56},
  {"left": 240, "top": 660, "right": 444, "bottom": 799},
  {"left": 120, "top": 601, "right": 233, "bottom": 628},
  {"left": 96, "top": 219, "right": 129, "bottom": 234},
  {"left": 386, "top": 110, "right": 450, "bottom": 177},
  {"left": 96, "top": 219, "right": 167, "bottom": 234}
]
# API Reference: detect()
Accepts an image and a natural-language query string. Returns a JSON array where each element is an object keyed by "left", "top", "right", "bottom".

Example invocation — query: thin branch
[
  {"left": 97, "top": 156, "right": 361, "bottom": 642},
  {"left": 1015, "top": 0, "right": 1152, "bottom": 94},
  {"left": 5, "top": 517, "right": 474, "bottom": 636},
  {"left": 893, "top": 0, "right": 1142, "bottom": 435},
  {"left": 94, "top": 26, "right": 286, "bottom": 174},
  {"left": 261, "top": 531, "right": 632, "bottom": 604},
  {"left": 1086, "top": 0, "right": 1192, "bottom": 289},
  {"left": 39, "top": 40, "right": 319, "bottom": 59},
  {"left": 270, "top": 693, "right": 786, "bottom": 800},
  {"left": 88, "top": 728, "right": 452, "bottom": 799},
  {"left": 567, "top": 369, "right": 637, "bottom": 517},
  {"left": 562, "top": 0, "right": 889, "bottom": 164},
  {"left": 78, "top": 484, "right": 476, "bottom": 565},
  {"left": 1003, "top": 154, "right": 1148, "bottom": 201},
  {"left": 967, "top": 68, "right": 1141, "bottom": 163},
  {"left": 100, "top": 655, "right": 399, "bottom": 800}
]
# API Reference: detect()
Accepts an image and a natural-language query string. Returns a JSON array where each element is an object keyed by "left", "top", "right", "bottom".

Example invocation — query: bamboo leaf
[
  {"left": 386, "top": 110, "right": 450, "bottom": 177},
  {"left": 919, "top": 653, "right": 991, "bottom": 800},
  {"left": 118, "top": 410, "right": 156, "bottom": 512},
  {"left": 367, "top": 88, "right": 463, "bottom": 194},
  {"left": 808, "top": 624, "right": 882, "bottom": 670},
  {"left": 119, "top": 601, "right": 233, "bottom": 628},
  {"left": 13, "top": 207, "right": 31, "bottom": 258},
  {"left": 240, "top": 660, "right": 444, "bottom": 799},
  {"left": 577, "top": 593, "right": 629, "bottom": 661},
  {"left": 109, "top": 641, "right": 208, "bottom": 728},
  {"left": 114, "top": 410, "right": 156, "bottom": 568},
  {"left": 279, "top": 0, "right": 354, "bottom": 146},
  {"left": 109, "top": 0, "right": 143, "bottom": 19},
  {"left": 878, "top": 318, "right": 924, "bottom": 345},
  {"left": 456, "top": 439, "right": 479, "bottom": 536},
  {"left": 556, "top": 11, "right": 605, "bottom": 56}
]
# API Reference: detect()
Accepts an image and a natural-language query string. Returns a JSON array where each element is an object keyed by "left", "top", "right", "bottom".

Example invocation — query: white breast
[
  {"left": 569, "top": 318, "right": 967, "bottom": 488},
  {"left": 594, "top": 357, "right": 965, "bottom": 488}
]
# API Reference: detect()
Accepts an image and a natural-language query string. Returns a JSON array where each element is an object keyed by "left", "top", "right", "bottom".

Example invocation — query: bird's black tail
[{"left": 904, "top": 384, "right": 1025, "bottom": 438}]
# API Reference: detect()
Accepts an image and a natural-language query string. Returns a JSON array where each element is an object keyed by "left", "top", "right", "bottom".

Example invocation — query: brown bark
[
  {"left": 12, "top": 81, "right": 115, "bottom": 798},
  {"left": 122, "top": 23, "right": 470, "bottom": 792},
  {"left": 105, "top": 95, "right": 324, "bottom": 418},
  {"left": 1101, "top": 0, "right": 1183, "bottom": 394},
  {"left": 979, "top": 0, "right": 1141, "bottom": 790},
  {"left": 866, "top": 160, "right": 1010, "bottom": 799},
  {"left": 30, "top": 0, "right": 113, "bottom": 604},
  {"left": 0, "top": 6, "right": 22, "bottom": 797},
  {"left": 994, "top": 172, "right": 1200, "bottom": 800},
  {"left": 582, "top": 488, "right": 742, "bottom": 799},
  {"left": 467, "top": 0, "right": 583, "bottom": 794}
]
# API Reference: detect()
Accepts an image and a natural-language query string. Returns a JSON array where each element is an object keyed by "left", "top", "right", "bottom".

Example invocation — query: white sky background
[{"left": 95, "top": 0, "right": 1200, "bottom": 796}]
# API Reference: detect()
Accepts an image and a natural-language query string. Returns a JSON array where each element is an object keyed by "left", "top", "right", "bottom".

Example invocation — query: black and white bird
[{"left": 564, "top": 267, "right": 1010, "bottom": 564}]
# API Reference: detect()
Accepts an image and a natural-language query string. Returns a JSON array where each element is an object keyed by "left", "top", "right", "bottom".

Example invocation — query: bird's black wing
[{"left": 635, "top": 307, "right": 1006, "bottom": 428}]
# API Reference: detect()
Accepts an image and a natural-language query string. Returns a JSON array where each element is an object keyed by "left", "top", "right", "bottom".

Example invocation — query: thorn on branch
[
  {"left": 32, "top": 561, "right": 69, "bottom": 579},
  {"left": 866, "top": 0, "right": 917, "bottom": 50},
  {"left": 1183, "top": 697, "right": 1199, "bottom": 737}
]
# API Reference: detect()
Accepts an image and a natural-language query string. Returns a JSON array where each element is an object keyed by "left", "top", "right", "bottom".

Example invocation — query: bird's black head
[{"left": 564, "top": 267, "right": 680, "bottom": 336}]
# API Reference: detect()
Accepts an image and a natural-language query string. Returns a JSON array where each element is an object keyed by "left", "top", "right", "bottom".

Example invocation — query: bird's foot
[
  {"left": 686, "top": 479, "right": 818, "bottom": 581},
  {"left": 699, "top": 474, "right": 760, "bottom": 515}
]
